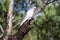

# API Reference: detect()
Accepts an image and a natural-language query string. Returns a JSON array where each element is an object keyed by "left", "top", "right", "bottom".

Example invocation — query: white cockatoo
[{"left": 20, "top": 7, "right": 36, "bottom": 26}]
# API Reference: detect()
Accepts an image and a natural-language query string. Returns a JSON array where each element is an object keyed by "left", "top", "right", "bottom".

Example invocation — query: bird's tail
[{"left": 20, "top": 18, "right": 28, "bottom": 26}]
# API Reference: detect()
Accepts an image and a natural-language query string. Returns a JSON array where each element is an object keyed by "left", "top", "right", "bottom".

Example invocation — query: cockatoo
[{"left": 20, "top": 7, "right": 36, "bottom": 26}]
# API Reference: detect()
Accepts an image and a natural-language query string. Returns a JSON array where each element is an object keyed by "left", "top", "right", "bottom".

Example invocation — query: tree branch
[
  {"left": 0, "top": 24, "right": 4, "bottom": 38},
  {"left": 0, "top": 24, "right": 4, "bottom": 33},
  {"left": 12, "top": 22, "right": 20, "bottom": 29},
  {"left": 3, "top": 0, "right": 14, "bottom": 40},
  {"left": 0, "top": 34, "right": 3, "bottom": 38},
  {"left": 8, "top": 20, "right": 34, "bottom": 40}
]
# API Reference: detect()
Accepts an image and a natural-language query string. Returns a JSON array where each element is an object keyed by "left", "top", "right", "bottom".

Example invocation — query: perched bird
[{"left": 20, "top": 7, "right": 36, "bottom": 26}]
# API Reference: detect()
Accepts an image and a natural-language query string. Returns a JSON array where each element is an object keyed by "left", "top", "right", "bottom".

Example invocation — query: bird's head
[
  {"left": 33, "top": 7, "right": 36, "bottom": 9},
  {"left": 33, "top": 6, "right": 36, "bottom": 10}
]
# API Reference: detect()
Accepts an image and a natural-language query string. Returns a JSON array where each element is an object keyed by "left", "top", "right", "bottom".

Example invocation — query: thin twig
[
  {"left": 0, "top": 24, "right": 4, "bottom": 33},
  {"left": 12, "top": 22, "right": 21, "bottom": 29},
  {"left": 0, "top": 34, "right": 3, "bottom": 38},
  {"left": 0, "top": 24, "right": 4, "bottom": 38}
]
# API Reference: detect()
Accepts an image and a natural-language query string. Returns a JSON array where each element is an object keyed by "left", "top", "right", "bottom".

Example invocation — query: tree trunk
[{"left": 3, "top": 0, "right": 14, "bottom": 40}]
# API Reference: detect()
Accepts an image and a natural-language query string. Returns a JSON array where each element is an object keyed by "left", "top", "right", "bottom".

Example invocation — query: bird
[{"left": 20, "top": 7, "right": 36, "bottom": 26}]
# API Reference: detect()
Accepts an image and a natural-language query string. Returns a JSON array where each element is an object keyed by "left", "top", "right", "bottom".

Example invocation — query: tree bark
[
  {"left": 3, "top": 0, "right": 14, "bottom": 40},
  {"left": 8, "top": 20, "right": 34, "bottom": 40}
]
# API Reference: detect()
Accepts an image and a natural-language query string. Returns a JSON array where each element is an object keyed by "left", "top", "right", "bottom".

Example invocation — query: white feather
[{"left": 20, "top": 7, "right": 36, "bottom": 26}]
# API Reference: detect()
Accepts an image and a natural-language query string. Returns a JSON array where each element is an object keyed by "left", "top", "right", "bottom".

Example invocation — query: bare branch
[
  {"left": 41, "top": 0, "right": 57, "bottom": 8},
  {"left": 13, "top": 19, "right": 17, "bottom": 22},
  {"left": 0, "top": 24, "right": 4, "bottom": 33},
  {"left": 12, "top": 22, "right": 20, "bottom": 29},
  {"left": 34, "top": 0, "right": 58, "bottom": 16},
  {"left": 3, "top": 0, "right": 14, "bottom": 40},
  {"left": 0, "top": 34, "right": 3, "bottom": 38}
]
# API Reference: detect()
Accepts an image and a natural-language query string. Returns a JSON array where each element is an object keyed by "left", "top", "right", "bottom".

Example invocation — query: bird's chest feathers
[{"left": 26, "top": 10, "right": 34, "bottom": 17}]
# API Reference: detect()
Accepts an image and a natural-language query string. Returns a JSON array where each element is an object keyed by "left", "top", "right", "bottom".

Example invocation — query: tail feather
[{"left": 20, "top": 18, "right": 28, "bottom": 26}]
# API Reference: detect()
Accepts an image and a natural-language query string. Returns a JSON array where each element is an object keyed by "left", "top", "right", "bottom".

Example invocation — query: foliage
[
  {"left": 0, "top": 0, "right": 60, "bottom": 40},
  {"left": 23, "top": 4, "right": 60, "bottom": 40}
]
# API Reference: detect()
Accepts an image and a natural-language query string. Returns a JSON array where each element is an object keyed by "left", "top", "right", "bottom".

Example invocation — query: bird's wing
[
  {"left": 20, "top": 9, "right": 34, "bottom": 26},
  {"left": 26, "top": 9, "right": 34, "bottom": 18}
]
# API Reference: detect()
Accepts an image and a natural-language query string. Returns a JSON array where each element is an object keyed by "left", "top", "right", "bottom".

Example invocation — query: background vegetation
[{"left": 0, "top": 0, "right": 60, "bottom": 40}]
